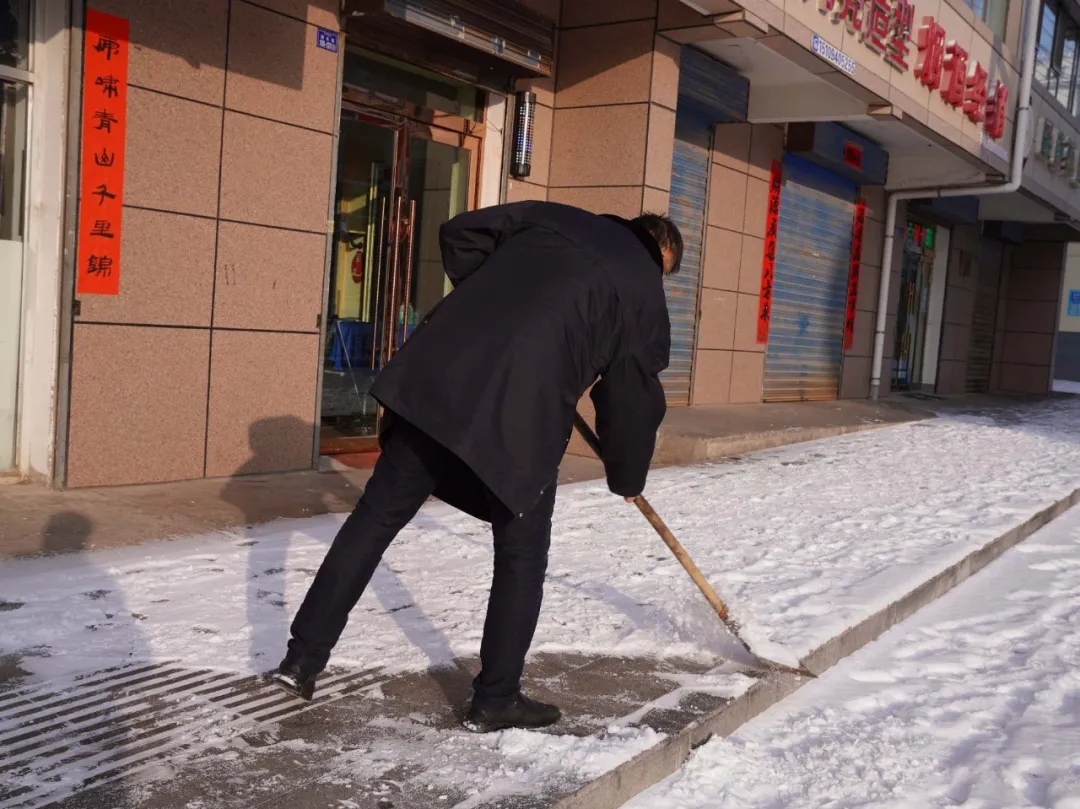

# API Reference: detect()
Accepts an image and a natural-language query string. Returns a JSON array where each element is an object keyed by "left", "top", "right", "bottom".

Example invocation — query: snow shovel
[{"left": 573, "top": 412, "right": 815, "bottom": 679}]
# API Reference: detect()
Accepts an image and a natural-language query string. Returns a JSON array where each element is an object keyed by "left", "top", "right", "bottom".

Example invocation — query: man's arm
[
  {"left": 589, "top": 350, "right": 667, "bottom": 499},
  {"left": 439, "top": 201, "right": 540, "bottom": 287}
]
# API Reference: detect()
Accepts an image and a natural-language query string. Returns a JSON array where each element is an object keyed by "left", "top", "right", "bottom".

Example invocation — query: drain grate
[{"left": 0, "top": 661, "right": 381, "bottom": 809}]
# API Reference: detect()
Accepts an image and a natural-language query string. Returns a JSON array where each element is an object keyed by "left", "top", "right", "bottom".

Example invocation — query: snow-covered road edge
[{"left": 548, "top": 487, "right": 1080, "bottom": 809}]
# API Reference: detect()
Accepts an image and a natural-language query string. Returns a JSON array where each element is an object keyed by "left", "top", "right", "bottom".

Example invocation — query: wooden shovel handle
[{"left": 571, "top": 412, "right": 734, "bottom": 624}]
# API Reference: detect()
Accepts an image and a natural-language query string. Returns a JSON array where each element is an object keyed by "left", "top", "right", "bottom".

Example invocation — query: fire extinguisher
[{"left": 350, "top": 244, "right": 364, "bottom": 286}]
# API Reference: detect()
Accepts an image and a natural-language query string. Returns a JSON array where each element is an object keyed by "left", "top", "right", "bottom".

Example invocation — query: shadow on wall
[{"left": 32, "top": 0, "right": 344, "bottom": 91}]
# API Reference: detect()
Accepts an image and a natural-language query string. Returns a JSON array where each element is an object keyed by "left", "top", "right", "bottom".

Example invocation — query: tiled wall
[
  {"left": 692, "top": 122, "right": 781, "bottom": 405},
  {"left": 934, "top": 225, "right": 982, "bottom": 394},
  {"left": 67, "top": 0, "right": 338, "bottom": 487},
  {"left": 996, "top": 242, "right": 1065, "bottom": 395}
]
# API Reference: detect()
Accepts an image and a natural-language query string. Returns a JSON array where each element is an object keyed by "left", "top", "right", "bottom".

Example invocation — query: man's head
[{"left": 632, "top": 213, "right": 684, "bottom": 276}]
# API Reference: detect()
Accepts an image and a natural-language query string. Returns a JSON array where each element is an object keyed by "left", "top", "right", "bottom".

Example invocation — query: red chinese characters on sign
[
  {"left": 964, "top": 61, "right": 989, "bottom": 122},
  {"left": 76, "top": 10, "right": 129, "bottom": 296},
  {"left": 862, "top": 0, "right": 891, "bottom": 53},
  {"left": 757, "top": 161, "right": 784, "bottom": 345},
  {"left": 940, "top": 41, "right": 969, "bottom": 107},
  {"left": 885, "top": 0, "right": 912, "bottom": 69},
  {"left": 914, "top": 16, "right": 946, "bottom": 89},
  {"left": 843, "top": 199, "right": 867, "bottom": 351},
  {"left": 985, "top": 79, "right": 1009, "bottom": 139}
]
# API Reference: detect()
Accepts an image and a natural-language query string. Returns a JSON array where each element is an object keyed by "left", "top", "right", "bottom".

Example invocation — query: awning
[{"left": 343, "top": 0, "right": 554, "bottom": 90}]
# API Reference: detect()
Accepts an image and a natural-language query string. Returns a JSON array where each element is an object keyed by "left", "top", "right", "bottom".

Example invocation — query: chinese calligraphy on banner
[
  {"left": 814, "top": 0, "right": 1008, "bottom": 139},
  {"left": 76, "top": 9, "right": 130, "bottom": 296},
  {"left": 757, "top": 160, "right": 784, "bottom": 344},
  {"left": 843, "top": 198, "right": 867, "bottom": 351}
]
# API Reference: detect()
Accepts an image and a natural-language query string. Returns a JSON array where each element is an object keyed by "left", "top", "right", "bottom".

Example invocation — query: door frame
[{"left": 315, "top": 99, "right": 483, "bottom": 458}]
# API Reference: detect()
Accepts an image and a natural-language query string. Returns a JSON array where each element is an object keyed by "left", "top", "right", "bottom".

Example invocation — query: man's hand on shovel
[{"left": 573, "top": 411, "right": 816, "bottom": 680}]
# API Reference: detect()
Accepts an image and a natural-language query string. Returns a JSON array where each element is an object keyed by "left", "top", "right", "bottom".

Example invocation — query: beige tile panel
[
  {"left": 690, "top": 349, "right": 733, "bottom": 404},
  {"left": 90, "top": 0, "right": 228, "bottom": 105},
  {"left": 707, "top": 163, "right": 748, "bottom": 231},
  {"left": 506, "top": 179, "right": 549, "bottom": 203},
  {"left": 840, "top": 354, "right": 871, "bottom": 398},
  {"left": 739, "top": 234, "right": 765, "bottom": 295},
  {"left": 848, "top": 308, "right": 875, "bottom": 357},
  {"left": 742, "top": 176, "right": 770, "bottom": 239},
  {"left": 702, "top": 226, "right": 742, "bottom": 291},
  {"left": 1005, "top": 300, "right": 1059, "bottom": 334},
  {"left": 77, "top": 208, "right": 215, "bottom": 327},
  {"left": 205, "top": 329, "right": 319, "bottom": 477},
  {"left": 642, "top": 186, "right": 671, "bottom": 213},
  {"left": 1008, "top": 266, "right": 1064, "bottom": 303},
  {"left": 561, "top": 0, "right": 658, "bottom": 27},
  {"left": 242, "top": 0, "right": 338, "bottom": 28},
  {"left": 67, "top": 324, "right": 209, "bottom": 487},
  {"left": 549, "top": 105, "right": 649, "bottom": 187},
  {"left": 516, "top": 74, "right": 556, "bottom": 108},
  {"left": 219, "top": 111, "right": 333, "bottom": 232},
  {"left": 856, "top": 258, "right": 882, "bottom": 313},
  {"left": 940, "top": 322, "right": 972, "bottom": 361},
  {"left": 645, "top": 105, "right": 677, "bottom": 191},
  {"left": 999, "top": 362, "right": 1051, "bottom": 395},
  {"left": 123, "top": 87, "right": 223, "bottom": 218},
  {"left": 748, "top": 125, "right": 783, "bottom": 182},
  {"left": 548, "top": 186, "right": 643, "bottom": 217},
  {"left": 556, "top": 21, "right": 656, "bottom": 108},
  {"left": 1002, "top": 331, "right": 1055, "bottom": 366},
  {"left": 213, "top": 222, "right": 325, "bottom": 332},
  {"left": 733, "top": 291, "right": 765, "bottom": 353},
  {"left": 226, "top": 0, "right": 339, "bottom": 134},
  {"left": 653, "top": 35, "right": 682, "bottom": 110},
  {"left": 697, "top": 288, "right": 738, "bottom": 350},
  {"left": 936, "top": 358, "right": 967, "bottom": 393},
  {"left": 860, "top": 217, "right": 884, "bottom": 268},
  {"left": 713, "top": 123, "right": 751, "bottom": 171},
  {"left": 729, "top": 351, "right": 765, "bottom": 403}
]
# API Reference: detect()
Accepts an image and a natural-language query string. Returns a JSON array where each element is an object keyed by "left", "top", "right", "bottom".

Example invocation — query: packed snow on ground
[
  {"left": 1053, "top": 378, "right": 1080, "bottom": 394},
  {"left": 4, "top": 398, "right": 1080, "bottom": 685},
  {"left": 626, "top": 490, "right": 1080, "bottom": 809}
]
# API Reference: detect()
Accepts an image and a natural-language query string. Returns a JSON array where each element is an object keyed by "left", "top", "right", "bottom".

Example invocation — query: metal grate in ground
[{"left": 0, "top": 661, "right": 381, "bottom": 809}]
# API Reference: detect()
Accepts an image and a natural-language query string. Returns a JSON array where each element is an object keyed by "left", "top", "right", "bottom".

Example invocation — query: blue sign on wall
[
  {"left": 316, "top": 28, "right": 338, "bottom": 53},
  {"left": 1068, "top": 289, "right": 1080, "bottom": 317}
]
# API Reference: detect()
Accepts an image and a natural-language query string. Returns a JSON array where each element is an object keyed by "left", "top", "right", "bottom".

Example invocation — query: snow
[
  {"left": 1053, "top": 378, "right": 1080, "bottom": 394},
  {"left": 626, "top": 488, "right": 1080, "bottom": 809},
  {"left": 4, "top": 399, "right": 1080, "bottom": 684},
  {"left": 5, "top": 397, "right": 1080, "bottom": 802}
]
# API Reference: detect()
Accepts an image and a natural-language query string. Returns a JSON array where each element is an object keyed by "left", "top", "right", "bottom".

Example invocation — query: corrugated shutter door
[
  {"left": 662, "top": 48, "right": 749, "bottom": 404},
  {"left": 663, "top": 111, "right": 711, "bottom": 405},
  {"left": 763, "top": 156, "right": 856, "bottom": 402},
  {"left": 966, "top": 240, "right": 1003, "bottom": 393}
]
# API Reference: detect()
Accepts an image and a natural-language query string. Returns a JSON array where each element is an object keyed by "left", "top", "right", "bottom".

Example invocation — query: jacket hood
[{"left": 599, "top": 214, "right": 665, "bottom": 272}]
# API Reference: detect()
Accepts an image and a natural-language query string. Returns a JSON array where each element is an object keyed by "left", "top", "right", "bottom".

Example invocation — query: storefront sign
[
  {"left": 811, "top": 0, "right": 1006, "bottom": 139},
  {"left": 1069, "top": 290, "right": 1080, "bottom": 317},
  {"left": 842, "top": 141, "right": 863, "bottom": 169},
  {"left": 757, "top": 160, "right": 784, "bottom": 344},
  {"left": 76, "top": 9, "right": 130, "bottom": 296},
  {"left": 843, "top": 198, "right": 867, "bottom": 350}
]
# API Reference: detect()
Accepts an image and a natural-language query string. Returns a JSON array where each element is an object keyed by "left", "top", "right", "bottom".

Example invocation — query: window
[
  {"left": 0, "top": 0, "right": 31, "bottom": 71},
  {"left": 1035, "top": 0, "right": 1080, "bottom": 116},
  {"left": 966, "top": 0, "right": 1009, "bottom": 38}
]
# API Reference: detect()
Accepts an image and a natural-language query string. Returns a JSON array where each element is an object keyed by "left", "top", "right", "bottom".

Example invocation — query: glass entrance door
[{"left": 319, "top": 109, "right": 477, "bottom": 455}]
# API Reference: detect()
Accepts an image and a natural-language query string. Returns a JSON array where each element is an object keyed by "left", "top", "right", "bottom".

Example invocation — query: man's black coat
[{"left": 370, "top": 201, "right": 671, "bottom": 521}]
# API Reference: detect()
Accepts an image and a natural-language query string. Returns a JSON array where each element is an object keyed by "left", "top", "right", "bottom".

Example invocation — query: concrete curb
[{"left": 548, "top": 485, "right": 1080, "bottom": 809}]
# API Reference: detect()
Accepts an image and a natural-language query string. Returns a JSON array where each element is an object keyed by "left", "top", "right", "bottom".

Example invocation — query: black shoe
[
  {"left": 270, "top": 654, "right": 317, "bottom": 701},
  {"left": 463, "top": 692, "right": 562, "bottom": 733}
]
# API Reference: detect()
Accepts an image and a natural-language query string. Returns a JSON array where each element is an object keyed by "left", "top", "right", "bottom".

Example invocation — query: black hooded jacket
[{"left": 370, "top": 201, "right": 670, "bottom": 520}]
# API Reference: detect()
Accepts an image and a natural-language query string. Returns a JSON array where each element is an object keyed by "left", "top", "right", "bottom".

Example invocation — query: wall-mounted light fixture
[{"left": 511, "top": 91, "right": 536, "bottom": 179}]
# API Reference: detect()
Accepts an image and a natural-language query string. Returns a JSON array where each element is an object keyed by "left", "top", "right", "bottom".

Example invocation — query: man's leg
[
  {"left": 466, "top": 481, "right": 560, "bottom": 731},
  {"left": 281, "top": 419, "right": 446, "bottom": 691}
]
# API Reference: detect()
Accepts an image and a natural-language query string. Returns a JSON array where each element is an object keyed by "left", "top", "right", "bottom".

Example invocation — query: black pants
[{"left": 288, "top": 418, "right": 556, "bottom": 707}]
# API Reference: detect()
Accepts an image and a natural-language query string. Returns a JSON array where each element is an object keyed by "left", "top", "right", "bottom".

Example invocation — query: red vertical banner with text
[
  {"left": 76, "top": 9, "right": 130, "bottom": 296},
  {"left": 756, "top": 160, "right": 783, "bottom": 344},
  {"left": 843, "top": 198, "right": 867, "bottom": 351}
]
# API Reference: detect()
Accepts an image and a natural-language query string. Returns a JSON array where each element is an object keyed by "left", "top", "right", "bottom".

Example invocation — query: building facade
[{"left": 3, "top": 0, "right": 1078, "bottom": 488}]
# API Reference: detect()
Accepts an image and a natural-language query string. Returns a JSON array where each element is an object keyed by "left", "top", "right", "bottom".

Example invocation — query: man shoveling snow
[{"left": 274, "top": 201, "right": 683, "bottom": 733}]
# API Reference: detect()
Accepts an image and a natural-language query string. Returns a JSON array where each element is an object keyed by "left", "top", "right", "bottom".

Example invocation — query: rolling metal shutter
[
  {"left": 663, "top": 48, "right": 748, "bottom": 404},
  {"left": 763, "top": 156, "right": 856, "bottom": 402},
  {"left": 966, "top": 239, "right": 1004, "bottom": 393}
]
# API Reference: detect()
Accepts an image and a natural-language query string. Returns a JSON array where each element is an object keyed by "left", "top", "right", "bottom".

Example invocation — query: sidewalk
[
  {"left": 2, "top": 395, "right": 1079, "bottom": 808},
  {"left": 0, "top": 396, "right": 934, "bottom": 560}
]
